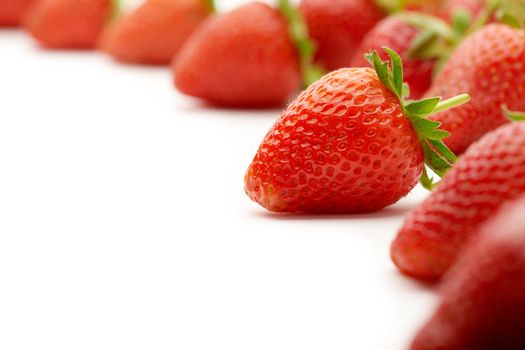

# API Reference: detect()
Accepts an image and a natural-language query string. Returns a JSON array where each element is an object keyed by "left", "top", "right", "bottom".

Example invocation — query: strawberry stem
[
  {"left": 503, "top": 105, "right": 525, "bottom": 121},
  {"left": 204, "top": 0, "right": 215, "bottom": 13},
  {"left": 433, "top": 94, "right": 471, "bottom": 114},
  {"left": 367, "top": 47, "right": 470, "bottom": 190},
  {"left": 111, "top": 0, "right": 122, "bottom": 20},
  {"left": 278, "top": 0, "right": 325, "bottom": 87}
]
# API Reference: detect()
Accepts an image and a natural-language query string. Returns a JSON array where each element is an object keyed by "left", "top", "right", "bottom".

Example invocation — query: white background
[{"left": 0, "top": 1, "right": 438, "bottom": 349}]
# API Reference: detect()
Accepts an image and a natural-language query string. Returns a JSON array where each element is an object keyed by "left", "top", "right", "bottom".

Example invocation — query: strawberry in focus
[
  {"left": 24, "top": 0, "right": 114, "bottom": 49},
  {"left": 101, "top": 0, "right": 212, "bottom": 65},
  {"left": 426, "top": 23, "right": 525, "bottom": 154},
  {"left": 244, "top": 49, "right": 469, "bottom": 213},
  {"left": 392, "top": 119, "right": 525, "bottom": 281},
  {"left": 410, "top": 194, "right": 525, "bottom": 350},
  {"left": 0, "top": 0, "right": 35, "bottom": 27}
]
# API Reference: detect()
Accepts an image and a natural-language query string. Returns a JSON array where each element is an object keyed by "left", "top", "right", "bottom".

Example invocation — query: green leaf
[
  {"left": 422, "top": 142, "right": 454, "bottom": 178},
  {"left": 384, "top": 47, "right": 404, "bottom": 98},
  {"left": 451, "top": 9, "right": 472, "bottom": 35},
  {"left": 205, "top": 0, "right": 216, "bottom": 13},
  {"left": 420, "top": 167, "right": 440, "bottom": 191},
  {"left": 278, "top": 0, "right": 325, "bottom": 87},
  {"left": 405, "top": 97, "right": 440, "bottom": 116},
  {"left": 411, "top": 117, "right": 450, "bottom": 140},
  {"left": 503, "top": 105, "right": 525, "bottom": 121}
]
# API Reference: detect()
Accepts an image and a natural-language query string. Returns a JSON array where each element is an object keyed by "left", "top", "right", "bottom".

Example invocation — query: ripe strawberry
[
  {"left": 298, "top": 0, "right": 386, "bottom": 71},
  {"left": 391, "top": 121, "right": 525, "bottom": 281},
  {"left": 410, "top": 194, "right": 525, "bottom": 350},
  {"left": 298, "top": 0, "right": 442, "bottom": 72},
  {"left": 0, "top": 0, "right": 35, "bottom": 27},
  {"left": 24, "top": 0, "right": 114, "bottom": 49},
  {"left": 101, "top": 0, "right": 212, "bottom": 65},
  {"left": 425, "top": 23, "right": 525, "bottom": 154},
  {"left": 244, "top": 49, "right": 469, "bottom": 213},
  {"left": 173, "top": 2, "right": 317, "bottom": 107},
  {"left": 351, "top": 15, "right": 436, "bottom": 99}
]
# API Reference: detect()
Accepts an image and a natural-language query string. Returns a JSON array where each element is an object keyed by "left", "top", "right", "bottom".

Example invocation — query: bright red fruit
[
  {"left": 0, "top": 0, "right": 35, "bottom": 26},
  {"left": 299, "top": 0, "right": 386, "bottom": 71},
  {"left": 352, "top": 15, "right": 435, "bottom": 99},
  {"left": 244, "top": 49, "right": 467, "bottom": 213},
  {"left": 173, "top": 3, "right": 301, "bottom": 107},
  {"left": 24, "top": 0, "right": 113, "bottom": 49},
  {"left": 391, "top": 122, "right": 525, "bottom": 281},
  {"left": 426, "top": 24, "right": 525, "bottom": 154},
  {"left": 101, "top": 0, "right": 212, "bottom": 65},
  {"left": 411, "top": 194, "right": 525, "bottom": 350}
]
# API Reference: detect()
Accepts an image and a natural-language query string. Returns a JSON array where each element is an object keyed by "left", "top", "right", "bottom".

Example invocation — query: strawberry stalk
[
  {"left": 111, "top": 0, "right": 122, "bottom": 20},
  {"left": 204, "top": 0, "right": 215, "bottom": 13},
  {"left": 277, "top": 0, "right": 325, "bottom": 87},
  {"left": 366, "top": 48, "right": 470, "bottom": 190}
]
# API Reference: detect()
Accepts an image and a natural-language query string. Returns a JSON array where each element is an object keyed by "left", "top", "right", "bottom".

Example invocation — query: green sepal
[
  {"left": 111, "top": 0, "right": 122, "bottom": 20},
  {"left": 278, "top": 0, "right": 325, "bottom": 87},
  {"left": 420, "top": 167, "right": 439, "bottom": 191},
  {"left": 503, "top": 105, "right": 525, "bottom": 121},
  {"left": 496, "top": 0, "right": 525, "bottom": 29},
  {"left": 367, "top": 48, "right": 470, "bottom": 190},
  {"left": 204, "top": 0, "right": 216, "bottom": 13}
]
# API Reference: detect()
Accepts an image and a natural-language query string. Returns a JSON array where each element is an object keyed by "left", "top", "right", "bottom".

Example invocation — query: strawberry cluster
[{"left": 2, "top": 0, "right": 525, "bottom": 347}]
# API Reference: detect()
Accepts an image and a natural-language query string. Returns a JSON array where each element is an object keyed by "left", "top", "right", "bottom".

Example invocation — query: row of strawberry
[{"left": 2, "top": 0, "right": 525, "bottom": 348}]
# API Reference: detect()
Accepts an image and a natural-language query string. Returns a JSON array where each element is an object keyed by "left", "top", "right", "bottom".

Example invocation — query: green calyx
[
  {"left": 277, "top": 0, "right": 325, "bottom": 87},
  {"left": 496, "top": 0, "right": 525, "bottom": 28},
  {"left": 111, "top": 0, "right": 122, "bottom": 20},
  {"left": 366, "top": 48, "right": 470, "bottom": 190},
  {"left": 204, "top": 0, "right": 216, "bottom": 13},
  {"left": 399, "top": 0, "right": 498, "bottom": 74},
  {"left": 503, "top": 105, "right": 525, "bottom": 121}
]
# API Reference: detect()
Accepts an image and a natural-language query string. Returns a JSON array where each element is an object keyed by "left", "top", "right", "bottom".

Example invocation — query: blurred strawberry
[
  {"left": 0, "top": 0, "right": 35, "bottom": 27},
  {"left": 439, "top": 0, "right": 485, "bottom": 21},
  {"left": 352, "top": 15, "right": 436, "bottom": 98},
  {"left": 101, "top": 0, "right": 212, "bottom": 65},
  {"left": 411, "top": 194, "right": 525, "bottom": 349},
  {"left": 392, "top": 118, "right": 525, "bottom": 281},
  {"left": 426, "top": 23, "right": 525, "bottom": 154},
  {"left": 173, "top": 1, "right": 321, "bottom": 107},
  {"left": 244, "top": 49, "right": 468, "bottom": 213},
  {"left": 25, "top": 0, "right": 114, "bottom": 49},
  {"left": 298, "top": 0, "right": 442, "bottom": 72}
]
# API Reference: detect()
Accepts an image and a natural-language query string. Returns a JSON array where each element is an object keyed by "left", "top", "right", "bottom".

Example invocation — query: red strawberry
[
  {"left": 298, "top": 0, "right": 442, "bottom": 72},
  {"left": 174, "top": 2, "right": 312, "bottom": 107},
  {"left": 101, "top": 0, "right": 212, "bottom": 65},
  {"left": 0, "top": 0, "right": 35, "bottom": 27},
  {"left": 244, "top": 49, "right": 468, "bottom": 213},
  {"left": 410, "top": 194, "right": 525, "bottom": 350},
  {"left": 425, "top": 23, "right": 525, "bottom": 154},
  {"left": 391, "top": 121, "right": 525, "bottom": 281},
  {"left": 298, "top": 0, "right": 386, "bottom": 71},
  {"left": 351, "top": 15, "right": 436, "bottom": 99},
  {"left": 24, "top": 0, "right": 114, "bottom": 49}
]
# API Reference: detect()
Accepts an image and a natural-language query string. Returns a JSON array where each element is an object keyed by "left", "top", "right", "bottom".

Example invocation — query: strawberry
[
  {"left": 298, "top": 0, "right": 442, "bottom": 72},
  {"left": 24, "top": 0, "right": 114, "bottom": 49},
  {"left": 0, "top": 0, "right": 35, "bottom": 27},
  {"left": 410, "top": 194, "right": 525, "bottom": 350},
  {"left": 351, "top": 15, "right": 436, "bottom": 99},
  {"left": 101, "top": 0, "right": 212, "bottom": 65},
  {"left": 391, "top": 119, "right": 525, "bottom": 281},
  {"left": 244, "top": 49, "right": 469, "bottom": 213},
  {"left": 425, "top": 23, "right": 525, "bottom": 154},
  {"left": 173, "top": 1, "right": 321, "bottom": 107},
  {"left": 298, "top": 0, "right": 387, "bottom": 71}
]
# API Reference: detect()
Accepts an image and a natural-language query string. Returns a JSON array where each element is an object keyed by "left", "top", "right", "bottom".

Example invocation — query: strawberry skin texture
[
  {"left": 0, "top": 0, "right": 35, "bottom": 27},
  {"left": 411, "top": 196, "right": 525, "bottom": 350},
  {"left": 173, "top": 3, "right": 301, "bottom": 108},
  {"left": 426, "top": 24, "right": 525, "bottom": 154},
  {"left": 24, "top": 0, "right": 112, "bottom": 49},
  {"left": 299, "top": 0, "right": 385, "bottom": 71},
  {"left": 352, "top": 16, "right": 435, "bottom": 99},
  {"left": 245, "top": 68, "right": 424, "bottom": 213},
  {"left": 101, "top": 0, "right": 210, "bottom": 65},
  {"left": 391, "top": 123, "right": 525, "bottom": 281}
]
